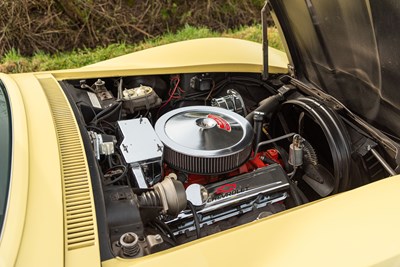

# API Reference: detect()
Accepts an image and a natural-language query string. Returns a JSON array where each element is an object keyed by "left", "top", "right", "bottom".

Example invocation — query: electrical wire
[
  {"left": 99, "top": 119, "right": 116, "bottom": 130},
  {"left": 86, "top": 125, "right": 105, "bottom": 134},
  {"left": 152, "top": 221, "right": 168, "bottom": 236},
  {"left": 103, "top": 165, "right": 128, "bottom": 185},
  {"left": 157, "top": 76, "right": 181, "bottom": 117},
  {"left": 107, "top": 155, "right": 113, "bottom": 168},
  {"left": 252, "top": 132, "right": 296, "bottom": 159},
  {"left": 204, "top": 80, "right": 216, "bottom": 105},
  {"left": 228, "top": 76, "right": 276, "bottom": 95},
  {"left": 110, "top": 153, "right": 123, "bottom": 166},
  {"left": 287, "top": 167, "right": 297, "bottom": 180},
  {"left": 262, "top": 127, "right": 292, "bottom": 172},
  {"left": 187, "top": 201, "right": 201, "bottom": 239},
  {"left": 89, "top": 101, "right": 122, "bottom": 126},
  {"left": 79, "top": 83, "right": 97, "bottom": 93},
  {"left": 94, "top": 102, "right": 121, "bottom": 121},
  {"left": 154, "top": 218, "right": 178, "bottom": 244},
  {"left": 175, "top": 76, "right": 275, "bottom": 107},
  {"left": 76, "top": 100, "right": 97, "bottom": 118},
  {"left": 96, "top": 125, "right": 115, "bottom": 134},
  {"left": 148, "top": 223, "right": 177, "bottom": 247}
]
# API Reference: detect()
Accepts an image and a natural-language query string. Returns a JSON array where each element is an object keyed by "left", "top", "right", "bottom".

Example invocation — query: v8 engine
[{"left": 60, "top": 72, "right": 392, "bottom": 258}]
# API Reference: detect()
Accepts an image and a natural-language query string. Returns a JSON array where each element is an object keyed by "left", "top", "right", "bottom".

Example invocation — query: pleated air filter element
[{"left": 155, "top": 106, "right": 253, "bottom": 174}]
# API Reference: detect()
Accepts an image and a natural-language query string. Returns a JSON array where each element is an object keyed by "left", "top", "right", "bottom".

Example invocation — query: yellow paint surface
[
  {"left": 52, "top": 38, "right": 288, "bottom": 80},
  {"left": 3, "top": 36, "right": 399, "bottom": 267},
  {"left": 103, "top": 177, "right": 400, "bottom": 267}
]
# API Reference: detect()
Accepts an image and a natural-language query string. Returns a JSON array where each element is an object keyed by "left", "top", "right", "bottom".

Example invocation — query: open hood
[{"left": 268, "top": 0, "right": 400, "bottom": 137}]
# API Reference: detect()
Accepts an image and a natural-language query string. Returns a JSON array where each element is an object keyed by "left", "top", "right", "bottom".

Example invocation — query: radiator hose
[{"left": 246, "top": 84, "right": 294, "bottom": 124}]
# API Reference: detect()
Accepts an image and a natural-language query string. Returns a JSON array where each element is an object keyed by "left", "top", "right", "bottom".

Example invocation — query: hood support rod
[
  {"left": 262, "top": 1, "right": 269, "bottom": 80},
  {"left": 367, "top": 145, "right": 397, "bottom": 176}
]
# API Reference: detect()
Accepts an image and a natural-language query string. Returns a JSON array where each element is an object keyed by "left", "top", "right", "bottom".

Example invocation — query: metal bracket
[
  {"left": 131, "top": 163, "right": 148, "bottom": 189},
  {"left": 262, "top": 1, "right": 270, "bottom": 80}
]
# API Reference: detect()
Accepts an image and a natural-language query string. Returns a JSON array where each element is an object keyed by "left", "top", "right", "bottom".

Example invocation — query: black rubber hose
[
  {"left": 246, "top": 94, "right": 282, "bottom": 124},
  {"left": 187, "top": 201, "right": 201, "bottom": 239},
  {"left": 253, "top": 111, "right": 264, "bottom": 152},
  {"left": 90, "top": 101, "right": 122, "bottom": 125}
]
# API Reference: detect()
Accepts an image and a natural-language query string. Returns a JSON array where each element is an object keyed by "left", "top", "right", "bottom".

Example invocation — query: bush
[
  {"left": 1, "top": 25, "right": 287, "bottom": 74},
  {"left": 0, "top": 0, "right": 266, "bottom": 56}
]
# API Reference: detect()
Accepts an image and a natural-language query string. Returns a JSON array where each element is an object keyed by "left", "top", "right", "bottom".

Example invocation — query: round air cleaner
[{"left": 155, "top": 106, "right": 253, "bottom": 174}]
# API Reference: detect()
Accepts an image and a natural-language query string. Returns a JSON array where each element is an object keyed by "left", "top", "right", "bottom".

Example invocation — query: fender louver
[{"left": 39, "top": 75, "right": 99, "bottom": 253}]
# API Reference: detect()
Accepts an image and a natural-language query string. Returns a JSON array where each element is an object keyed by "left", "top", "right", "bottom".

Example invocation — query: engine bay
[{"left": 60, "top": 72, "right": 397, "bottom": 258}]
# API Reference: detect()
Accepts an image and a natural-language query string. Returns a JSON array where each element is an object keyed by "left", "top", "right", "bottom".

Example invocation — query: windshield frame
[{"left": 0, "top": 79, "right": 12, "bottom": 240}]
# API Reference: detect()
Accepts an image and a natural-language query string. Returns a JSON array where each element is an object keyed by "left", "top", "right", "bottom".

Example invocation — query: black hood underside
[{"left": 270, "top": 0, "right": 400, "bottom": 138}]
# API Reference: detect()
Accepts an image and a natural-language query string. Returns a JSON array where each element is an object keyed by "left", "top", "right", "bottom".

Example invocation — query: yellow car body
[{"left": 1, "top": 37, "right": 400, "bottom": 267}]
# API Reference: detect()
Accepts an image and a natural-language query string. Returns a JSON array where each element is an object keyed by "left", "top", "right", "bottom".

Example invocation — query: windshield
[{"left": 0, "top": 80, "right": 12, "bottom": 235}]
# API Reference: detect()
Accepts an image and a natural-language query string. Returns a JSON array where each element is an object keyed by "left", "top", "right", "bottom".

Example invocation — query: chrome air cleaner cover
[{"left": 155, "top": 106, "right": 253, "bottom": 174}]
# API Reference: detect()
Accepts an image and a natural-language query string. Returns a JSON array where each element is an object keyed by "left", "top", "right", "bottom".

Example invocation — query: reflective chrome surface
[
  {"left": 167, "top": 164, "right": 290, "bottom": 234},
  {"left": 155, "top": 106, "right": 253, "bottom": 157}
]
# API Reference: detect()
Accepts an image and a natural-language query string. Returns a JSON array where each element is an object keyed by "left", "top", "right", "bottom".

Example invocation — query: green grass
[{"left": 0, "top": 25, "right": 283, "bottom": 74}]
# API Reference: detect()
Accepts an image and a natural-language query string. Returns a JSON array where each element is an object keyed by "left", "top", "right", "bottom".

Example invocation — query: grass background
[
  {"left": 0, "top": 25, "right": 283, "bottom": 73},
  {"left": 0, "top": 0, "right": 268, "bottom": 56}
]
